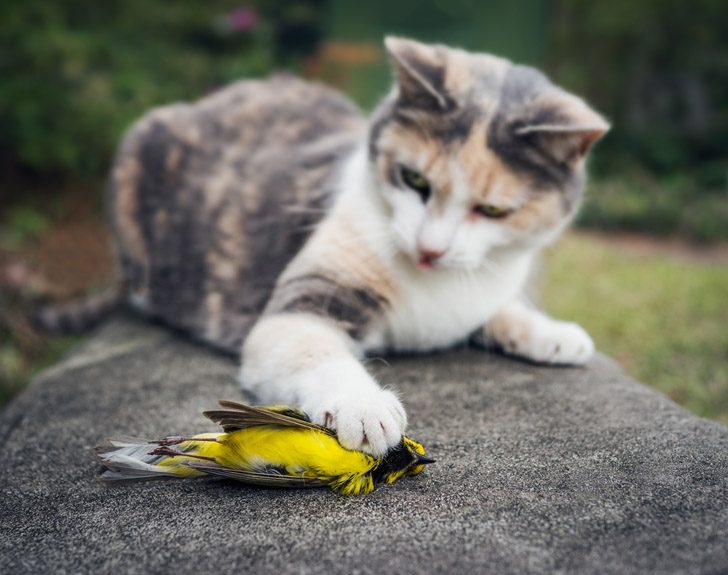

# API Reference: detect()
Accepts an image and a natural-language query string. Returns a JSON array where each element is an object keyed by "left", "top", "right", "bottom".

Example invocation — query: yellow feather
[{"left": 153, "top": 428, "right": 377, "bottom": 485}]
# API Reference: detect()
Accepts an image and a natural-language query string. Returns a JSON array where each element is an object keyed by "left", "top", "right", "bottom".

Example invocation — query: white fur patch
[{"left": 371, "top": 252, "right": 532, "bottom": 353}]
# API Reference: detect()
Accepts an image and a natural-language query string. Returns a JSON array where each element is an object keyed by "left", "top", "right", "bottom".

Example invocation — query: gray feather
[{"left": 182, "top": 460, "right": 329, "bottom": 488}]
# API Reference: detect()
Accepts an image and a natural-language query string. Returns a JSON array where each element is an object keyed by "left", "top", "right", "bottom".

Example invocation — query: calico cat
[{"left": 40, "top": 37, "right": 608, "bottom": 456}]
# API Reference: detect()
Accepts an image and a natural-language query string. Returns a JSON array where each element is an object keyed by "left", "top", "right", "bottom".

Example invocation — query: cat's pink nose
[{"left": 417, "top": 246, "right": 445, "bottom": 268}]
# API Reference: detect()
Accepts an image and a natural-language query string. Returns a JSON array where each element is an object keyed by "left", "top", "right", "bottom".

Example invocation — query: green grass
[
  {"left": 541, "top": 233, "right": 728, "bottom": 425},
  {"left": 0, "top": 331, "right": 81, "bottom": 408}
]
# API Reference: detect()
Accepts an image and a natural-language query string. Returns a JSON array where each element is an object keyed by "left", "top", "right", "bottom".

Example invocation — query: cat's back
[
  {"left": 192, "top": 73, "right": 365, "bottom": 152},
  {"left": 108, "top": 74, "right": 366, "bottom": 353}
]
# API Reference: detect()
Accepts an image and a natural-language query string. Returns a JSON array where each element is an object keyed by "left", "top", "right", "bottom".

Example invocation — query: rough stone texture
[{"left": 1, "top": 316, "right": 727, "bottom": 575}]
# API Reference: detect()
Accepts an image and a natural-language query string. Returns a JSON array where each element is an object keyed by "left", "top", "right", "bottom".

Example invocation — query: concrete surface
[{"left": 1, "top": 315, "right": 727, "bottom": 574}]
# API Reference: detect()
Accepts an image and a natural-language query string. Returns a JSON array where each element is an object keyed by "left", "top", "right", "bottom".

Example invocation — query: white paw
[
  {"left": 304, "top": 389, "right": 407, "bottom": 457},
  {"left": 503, "top": 318, "right": 594, "bottom": 366}
]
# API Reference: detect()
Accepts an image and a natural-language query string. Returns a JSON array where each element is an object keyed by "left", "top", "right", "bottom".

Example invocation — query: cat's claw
[{"left": 306, "top": 389, "right": 406, "bottom": 457}]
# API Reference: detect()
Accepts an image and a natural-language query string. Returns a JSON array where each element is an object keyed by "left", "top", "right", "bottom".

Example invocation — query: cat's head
[{"left": 369, "top": 37, "right": 609, "bottom": 270}]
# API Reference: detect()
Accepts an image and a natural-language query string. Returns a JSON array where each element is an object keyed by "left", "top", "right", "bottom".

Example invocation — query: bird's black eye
[{"left": 399, "top": 166, "right": 431, "bottom": 202}]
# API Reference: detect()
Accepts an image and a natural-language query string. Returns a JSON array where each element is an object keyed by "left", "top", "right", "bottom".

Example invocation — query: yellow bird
[{"left": 96, "top": 400, "right": 434, "bottom": 495}]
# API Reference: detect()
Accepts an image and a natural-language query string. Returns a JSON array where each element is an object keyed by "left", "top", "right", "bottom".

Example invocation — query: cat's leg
[
  {"left": 477, "top": 300, "right": 594, "bottom": 365},
  {"left": 239, "top": 312, "right": 406, "bottom": 456}
]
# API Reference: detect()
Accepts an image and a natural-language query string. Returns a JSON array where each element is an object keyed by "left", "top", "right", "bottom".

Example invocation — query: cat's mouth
[{"left": 417, "top": 255, "right": 436, "bottom": 270}]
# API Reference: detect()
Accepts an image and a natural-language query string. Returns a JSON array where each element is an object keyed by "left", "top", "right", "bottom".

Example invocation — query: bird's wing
[
  {"left": 182, "top": 460, "right": 329, "bottom": 488},
  {"left": 204, "top": 400, "right": 335, "bottom": 436}
]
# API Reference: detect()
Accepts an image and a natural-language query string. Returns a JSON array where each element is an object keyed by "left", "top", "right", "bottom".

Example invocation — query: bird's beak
[{"left": 415, "top": 453, "right": 436, "bottom": 465}]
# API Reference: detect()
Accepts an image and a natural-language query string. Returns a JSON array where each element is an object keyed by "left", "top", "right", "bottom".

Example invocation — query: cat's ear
[
  {"left": 384, "top": 36, "right": 453, "bottom": 111},
  {"left": 515, "top": 92, "right": 610, "bottom": 164}
]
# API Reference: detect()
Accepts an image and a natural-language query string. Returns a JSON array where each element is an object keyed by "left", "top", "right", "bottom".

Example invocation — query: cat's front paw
[
  {"left": 523, "top": 320, "right": 594, "bottom": 365},
  {"left": 305, "top": 389, "right": 407, "bottom": 457},
  {"left": 492, "top": 315, "right": 594, "bottom": 366}
]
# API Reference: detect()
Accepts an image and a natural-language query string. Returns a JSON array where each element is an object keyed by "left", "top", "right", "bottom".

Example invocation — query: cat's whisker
[
  {"left": 328, "top": 230, "right": 395, "bottom": 250},
  {"left": 479, "top": 256, "right": 512, "bottom": 281},
  {"left": 362, "top": 356, "right": 391, "bottom": 368},
  {"left": 282, "top": 205, "right": 330, "bottom": 215},
  {"left": 457, "top": 267, "right": 481, "bottom": 295},
  {"left": 294, "top": 223, "right": 324, "bottom": 233}
]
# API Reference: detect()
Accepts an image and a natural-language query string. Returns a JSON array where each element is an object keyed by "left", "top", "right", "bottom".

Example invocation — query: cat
[{"left": 39, "top": 37, "right": 608, "bottom": 457}]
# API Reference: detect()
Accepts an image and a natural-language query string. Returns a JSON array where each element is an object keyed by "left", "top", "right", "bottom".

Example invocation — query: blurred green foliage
[
  {"left": 0, "top": 0, "right": 326, "bottom": 178},
  {"left": 551, "top": 0, "right": 728, "bottom": 241},
  {"left": 578, "top": 170, "right": 728, "bottom": 242},
  {"left": 326, "top": 0, "right": 547, "bottom": 108},
  {"left": 551, "top": 0, "right": 727, "bottom": 180},
  {"left": 0, "top": 0, "right": 725, "bottom": 239},
  {"left": 1, "top": 206, "right": 49, "bottom": 248}
]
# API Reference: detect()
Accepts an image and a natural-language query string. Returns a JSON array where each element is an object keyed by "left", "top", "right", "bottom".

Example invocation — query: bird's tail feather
[{"left": 96, "top": 438, "right": 188, "bottom": 481}]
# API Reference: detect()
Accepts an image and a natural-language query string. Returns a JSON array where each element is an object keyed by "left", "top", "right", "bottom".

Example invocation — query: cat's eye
[
  {"left": 473, "top": 204, "right": 512, "bottom": 219},
  {"left": 399, "top": 166, "right": 431, "bottom": 201}
]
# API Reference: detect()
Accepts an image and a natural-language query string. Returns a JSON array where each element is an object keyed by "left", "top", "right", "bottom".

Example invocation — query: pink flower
[{"left": 227, "top": 7, "right": 259, "bottom": 33}]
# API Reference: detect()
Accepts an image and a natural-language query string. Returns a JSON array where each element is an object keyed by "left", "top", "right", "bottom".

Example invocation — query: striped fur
[{"left": 33, "top": 286, "right": 124, "bottom": 334}]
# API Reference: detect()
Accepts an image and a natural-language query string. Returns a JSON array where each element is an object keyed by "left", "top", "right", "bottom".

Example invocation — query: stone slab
[{"left": 1, "top": 316, "right": 726, "bottom": 574}]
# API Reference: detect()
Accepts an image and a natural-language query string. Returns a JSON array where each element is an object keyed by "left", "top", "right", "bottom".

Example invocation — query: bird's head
[{"left": 374, "top": 436, "right": 435, "bottom": 485}]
